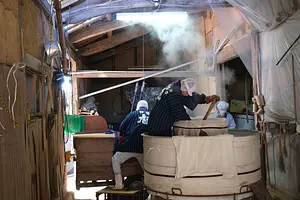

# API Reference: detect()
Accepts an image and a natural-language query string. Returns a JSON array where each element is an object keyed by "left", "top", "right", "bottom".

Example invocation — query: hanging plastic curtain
[{"left": 64, "top": 115, "right": 85, "bottom": 135}]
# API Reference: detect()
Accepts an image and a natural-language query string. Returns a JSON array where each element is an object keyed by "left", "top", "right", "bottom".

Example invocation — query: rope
[
  {"left": 0, "top": 107, "right": 5, "bottom": 130},
  {"left": 5, "top": 63, "right": 26, "bottom": 128}
]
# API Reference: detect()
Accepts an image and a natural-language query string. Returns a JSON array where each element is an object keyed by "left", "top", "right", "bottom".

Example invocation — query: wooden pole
[
  {"left": 54, "top": 0, "right": 68, "bottom": 74},
  {"left": 71, "top": 59, "right": 79, "bottom": 114},
  {"left": 292, "top": 55, "right": 297, "bottom": 123}
]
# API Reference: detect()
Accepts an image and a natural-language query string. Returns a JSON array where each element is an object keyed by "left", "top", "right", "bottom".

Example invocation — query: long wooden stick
[
  {"left": 292, "top": 55, "right": 297, "bottom": 123},
  {"left": 203, "top": 100, "right": 217, "bottom": 120}
]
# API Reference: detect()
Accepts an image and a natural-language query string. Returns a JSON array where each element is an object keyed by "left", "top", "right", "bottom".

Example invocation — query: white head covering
[
  {"left": 216, "top": 101, "right": 229, "bottom": 117},
  {"left": 136, "top": 100, "right": 148, "bottom": 111},
  {"left": 180, "top": 78, "right": 197, "bottom": 96}
]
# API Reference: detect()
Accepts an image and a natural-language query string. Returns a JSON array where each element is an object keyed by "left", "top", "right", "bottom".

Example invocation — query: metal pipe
[
  {"left": 79, "top": 60, "right": 198, "bottom": 99},
  {"left": 54, "top": 0, "right": 68, "bottom": 73}
]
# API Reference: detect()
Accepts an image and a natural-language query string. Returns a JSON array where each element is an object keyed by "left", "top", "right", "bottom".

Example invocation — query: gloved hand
[{"left": 205, "top": 95, "right": 220, "bottom": 104}]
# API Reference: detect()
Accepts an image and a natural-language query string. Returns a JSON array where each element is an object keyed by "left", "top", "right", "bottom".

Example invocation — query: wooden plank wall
[
  {"left": 0, "top": 65, "right": 30, "bottom": 200},
  {"left": 0, "top": 64, "right": 67, "bottom": 200},
  {"left": 0, "top": 0, "right": 69, "bottom": 199}
]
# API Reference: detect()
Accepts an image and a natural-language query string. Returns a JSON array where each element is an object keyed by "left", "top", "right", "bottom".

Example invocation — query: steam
[{"left": 141, "top": 16, "right": 202, "bottom": 65}]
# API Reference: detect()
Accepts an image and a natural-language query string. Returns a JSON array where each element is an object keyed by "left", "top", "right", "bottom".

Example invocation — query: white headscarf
[
  {"left": 136, "top": 100, "right": 148, "bottom": 111},
  {"left": 216, "top": 101, "right": 229, "bottom": 117},
  {"left": 180, "top": 78, "right": 197, "bottom": 96}
]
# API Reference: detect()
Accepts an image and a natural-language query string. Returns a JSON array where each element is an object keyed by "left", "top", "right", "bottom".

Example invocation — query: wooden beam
[
  {"left": 61, "top": 0, "right": 231, "bottom": 24},
  {"left": 71, "top": 70, "right": 202, "bottom": 78},
  {"left": 216, "top": 43, "right": 238, "bottom": 64},
  {"left": 71, "top": 59, "right": 79, "bottom": 114},
  {"left": 80, "top": 26, "right": 151, "bottom": 56},
  {"left": 61, "top": 0, "right": 84, "bottom": 10},
  {"left": 69, "top": 20, "right": 136, "bottom": 44}
]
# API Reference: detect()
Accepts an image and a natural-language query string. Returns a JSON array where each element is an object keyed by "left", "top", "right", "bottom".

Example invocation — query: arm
[
  {"left": 167, "top": 92, "right": 191, "bottom": 121},
  {"left": 119, "top": 112, "right": 135, "bottom": 136},
  {"left": 183, "top": 92, "right": 206, "bottom": 111}
]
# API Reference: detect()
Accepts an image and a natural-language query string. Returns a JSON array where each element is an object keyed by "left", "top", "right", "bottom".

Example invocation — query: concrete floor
[
  {"left": 66, "top": 163, "right": 105, "bottom": 200},
  {"left": 67, "top": 174, "right": 105, "bottom": 200}
]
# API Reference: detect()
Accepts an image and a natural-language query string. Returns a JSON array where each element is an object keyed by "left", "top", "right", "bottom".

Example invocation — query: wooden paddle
[{"left": 203, "top": 100, "right": 217, "bottom": 120}]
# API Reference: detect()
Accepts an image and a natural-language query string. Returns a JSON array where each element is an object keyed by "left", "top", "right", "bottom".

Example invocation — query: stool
[{"left": 96, "top": 186, "right": 148, "bottom": 200}]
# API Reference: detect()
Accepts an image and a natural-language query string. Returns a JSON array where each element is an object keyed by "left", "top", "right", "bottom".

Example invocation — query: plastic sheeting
[
  {"left": 208, "top": 5, "right": 253, "bottom": 76},
  {"left": 226, "top": 0, "right": 297, "bottom": 32},
  {"left": 260, "top": 10, "right": 300, "bottom": 123},
  {"left": 208, "top": 0, "right": 300, "bottom": 123}
]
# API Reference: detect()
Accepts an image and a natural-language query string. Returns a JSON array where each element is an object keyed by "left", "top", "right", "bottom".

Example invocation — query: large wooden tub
[
  {"left": 74, "top": 133, "right": 143, "bottom": 190},
  {"left": 144, "top": 126, "right": 261, "bottom": 199}
]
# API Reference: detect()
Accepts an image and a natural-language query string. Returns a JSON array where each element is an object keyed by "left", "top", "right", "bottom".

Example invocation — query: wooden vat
[{"left": 144, "top": 126, "right": 261, "bottom": 197}]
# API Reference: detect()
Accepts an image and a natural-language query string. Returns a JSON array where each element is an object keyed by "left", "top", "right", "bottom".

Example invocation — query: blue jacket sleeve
[
  {"left": 119, "top": 112, "right": 135, "bottom": 136},
  {"left": 226, "top": 113, "right": 236, "bottom": 129}
]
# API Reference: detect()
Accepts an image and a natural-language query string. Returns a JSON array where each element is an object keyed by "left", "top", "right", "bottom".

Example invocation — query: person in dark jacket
[
  {"left": 112, "top": 100, "right": 149, "bottom": 189},
  {"left": 148, "top": 78, "right": 220, "bottom": 136}
]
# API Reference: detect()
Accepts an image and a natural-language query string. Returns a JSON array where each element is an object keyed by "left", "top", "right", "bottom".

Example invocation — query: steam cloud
[
  {"left": 132, "top": 15, "right": 236, "bottom": 93},
  {"left": 141, "top": 17, "right": 202, "bottom": 66}
]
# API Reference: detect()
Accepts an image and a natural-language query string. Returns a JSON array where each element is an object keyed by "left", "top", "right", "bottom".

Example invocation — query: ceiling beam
[
  {"left": 61, "top": 0, "right": 85, "bottom": 10},
  {"left": 80, "top": 26, "right": 152, "bottom": 56},
  {"left": 71, "top": 70, "right": 200, "bottom": 78},
  {"left": 69, "top": 20, "right": 136, "bottom": 44},
  {"left": 62, "top": 0, "right": 230, "bottom": 24}
]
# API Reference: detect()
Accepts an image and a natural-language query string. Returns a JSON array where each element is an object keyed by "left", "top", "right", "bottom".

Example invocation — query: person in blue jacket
[
  {"left": 111, "top": 100, "right": 149, "bottom": 189},
  {"left": 215, "top": 101, "right": 236, "bottom": 129}
]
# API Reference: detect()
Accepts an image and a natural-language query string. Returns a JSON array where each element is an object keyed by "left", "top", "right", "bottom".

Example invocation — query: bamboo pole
[{"left": 79, "top": 60, "right": 198, "bottom": 99}]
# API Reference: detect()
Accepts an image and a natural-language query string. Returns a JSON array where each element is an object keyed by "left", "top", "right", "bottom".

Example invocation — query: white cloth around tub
[
  {"left": 143, "top": 129, "right": 261, "bottom": 196},
  {"left": 172, "top": 134, "right": 237, "bottom": 179}
]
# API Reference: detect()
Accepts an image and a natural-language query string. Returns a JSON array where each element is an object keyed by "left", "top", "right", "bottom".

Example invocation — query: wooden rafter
[
  {"left": 71, "top": 70, "right": 200, "bottom": 78},
  {"left": 61, "top": 0, "right": 84, "bottom": 10},
  {"left": 69, "top": 20, "right": 136, "bottom": 44},
  {"left": 80, "top": 26, "right": 151, "bottom": 56}
]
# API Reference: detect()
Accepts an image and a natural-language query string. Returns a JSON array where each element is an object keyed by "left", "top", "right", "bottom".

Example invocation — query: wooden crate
[{"left": 74, "top": 133, "right": 143, "bottom": 189}]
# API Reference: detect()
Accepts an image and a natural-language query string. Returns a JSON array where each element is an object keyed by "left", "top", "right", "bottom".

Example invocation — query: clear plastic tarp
[{"left": 208, "top": 0, "right": 300, "bottom": 123}]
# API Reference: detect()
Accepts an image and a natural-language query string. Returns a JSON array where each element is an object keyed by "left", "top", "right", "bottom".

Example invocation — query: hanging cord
[
  {"left": 6, "top": 63, "right": 26, "bottom": 128},
  {"left": 278, "top": 124, "right": 285, "bottom": 172},
  {"left": 0, "top": 107, "right": 5, "bottom": 130},
  {"left": 283, "top": 123, "right": 288, "bottom": 157}
]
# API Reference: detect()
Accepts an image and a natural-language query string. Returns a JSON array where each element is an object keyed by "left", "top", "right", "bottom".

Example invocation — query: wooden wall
[
  {"left": 0, "top": 0, "right": 53, "bottom": 65},
  {"left": 88, "top": 41, "right": 160, "bottom": 71},
  {"left": 0, "top": 1, "right": 67, "bottom": 200}
]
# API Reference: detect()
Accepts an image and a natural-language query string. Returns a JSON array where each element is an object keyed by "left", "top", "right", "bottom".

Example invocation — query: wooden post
[
  {"left": 54, "top": 0, "right": 68, "bottom": 73},
  {"left": 71, "top": 59, "right": 79, "bottom": 114}
]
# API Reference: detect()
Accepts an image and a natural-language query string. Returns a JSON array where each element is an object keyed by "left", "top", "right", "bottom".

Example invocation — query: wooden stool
[{"left": 96, "top": 186, "right": 148, "bottom": 200}]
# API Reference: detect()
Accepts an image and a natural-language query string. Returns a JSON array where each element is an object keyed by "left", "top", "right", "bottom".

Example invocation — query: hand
[{"left": 205, "top": 95, "right": 220, "bottom": 104}]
